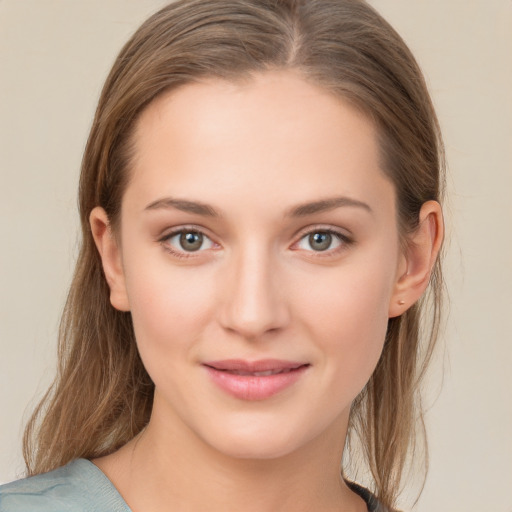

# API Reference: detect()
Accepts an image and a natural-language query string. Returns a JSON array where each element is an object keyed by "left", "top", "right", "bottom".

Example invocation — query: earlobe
[
  {"left": 389, "top": 200, "right": 444, "bottom": 318},
  {"left": 89, "top": 207, "right": 130, "bottom": 312}
]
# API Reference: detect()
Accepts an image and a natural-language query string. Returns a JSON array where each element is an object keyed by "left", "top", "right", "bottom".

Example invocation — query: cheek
[
  {"left": 294, "top": 258, "right": 394, "bottom": 391},
  {"left": 122, "top": 252, "right": 216, "bottom": 366}
]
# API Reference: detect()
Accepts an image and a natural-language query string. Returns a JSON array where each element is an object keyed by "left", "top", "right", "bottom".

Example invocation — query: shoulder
[
  {"left": 0, "top": 459, "right": 131, "bottom": 512},
  {"left": 346, "top": 480, "right": 396, "bottom": 512}
]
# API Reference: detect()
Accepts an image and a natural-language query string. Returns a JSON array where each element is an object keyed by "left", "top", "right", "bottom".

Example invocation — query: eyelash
[
  {"left": 293, "top": 228, "right": 352, "bottom": 257},
  {"left": 158, "top": 225, "right": 353, "bottom": 260},
  {"left": 158, "top": 226, "right": 216, "bottom": 260}
]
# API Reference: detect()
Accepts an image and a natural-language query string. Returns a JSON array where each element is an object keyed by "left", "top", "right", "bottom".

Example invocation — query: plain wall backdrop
[{"left": 1, "top": 1, "right": 511, "bottom": 510}]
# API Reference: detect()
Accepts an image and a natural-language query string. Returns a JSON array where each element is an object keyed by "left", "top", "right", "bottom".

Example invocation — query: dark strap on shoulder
[{"left": 345, "top": 480, "right": 390, "bottom": 512}]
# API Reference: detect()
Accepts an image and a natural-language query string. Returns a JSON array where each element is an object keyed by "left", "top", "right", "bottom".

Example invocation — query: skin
[{"left": 91, "top": 70, "right": 443, "bottom": 512}]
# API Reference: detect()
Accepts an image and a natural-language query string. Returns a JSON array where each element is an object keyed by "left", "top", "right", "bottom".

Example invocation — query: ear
[
  {"left": 89, "top": 206, "right": 130, "bottom": 312},
  {"left": 389, "top": 200, "right": 444, "bottom": 318}
]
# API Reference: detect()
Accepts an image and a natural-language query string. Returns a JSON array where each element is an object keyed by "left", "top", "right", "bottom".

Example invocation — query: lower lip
[{"left": 203, "top": 365, "right": 309, "bottom": 401}]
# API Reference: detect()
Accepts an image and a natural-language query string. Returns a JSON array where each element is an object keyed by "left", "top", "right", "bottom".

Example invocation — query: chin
[
  {"left": 214, "top": 438, "right": 300, "bottom": 461},
  {"left": 198, "top": 416, "right": 323, "bottom": 462}
]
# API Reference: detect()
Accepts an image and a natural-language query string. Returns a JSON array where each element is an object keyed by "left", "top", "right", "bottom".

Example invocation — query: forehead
[{"left": 125, "top": 70, "right": 394, "bottom": 218}]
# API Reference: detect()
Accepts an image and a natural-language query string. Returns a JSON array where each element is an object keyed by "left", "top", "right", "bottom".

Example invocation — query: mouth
[
  {"left": 203, "top": 359, "right": 309, "bottom": 373},
  {"left": 202, "top": 359, "right": 310, "bottom": 400},
  {"left": 213, "top": 368, "right": 301, "bottom": 376}
]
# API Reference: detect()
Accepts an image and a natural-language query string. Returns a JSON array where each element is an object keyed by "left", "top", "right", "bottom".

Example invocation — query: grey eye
[
  {"left": 308, "top": 232, "right": 332, "bottom": 251},
  {"left": 296, "top": 231, "right": 342, "bottom": 252},
  {"left": 179, "top": 231, "right": 203, "bottom": 251},
  {"left": 166, "top": 230, "right": 214, "bottom": 253}
]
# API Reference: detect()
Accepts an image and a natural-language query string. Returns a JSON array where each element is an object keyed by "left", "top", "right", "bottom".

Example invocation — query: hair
[{"left": 23, "top": 0, "right": 445, "bottom": 509}]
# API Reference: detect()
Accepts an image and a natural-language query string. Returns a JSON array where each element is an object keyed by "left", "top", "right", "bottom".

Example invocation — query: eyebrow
[
  {"left": 145, "top": 197, "right": 219, "bottom": 217},
  {"left": 285, "top": 196, "right": 373, "bottom": 217},
  {"left": 144, "top": 196, "right": 372, "bottom": 217}
]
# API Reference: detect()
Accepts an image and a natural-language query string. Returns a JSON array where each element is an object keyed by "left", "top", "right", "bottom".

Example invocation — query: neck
[{"left": 95, "top": 398, "right": 366, "bottom": 512}]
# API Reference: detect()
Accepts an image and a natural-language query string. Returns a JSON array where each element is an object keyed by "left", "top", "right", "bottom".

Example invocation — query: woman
[{"left": 0, "top": 1, "right": 444, "bottom": 511}]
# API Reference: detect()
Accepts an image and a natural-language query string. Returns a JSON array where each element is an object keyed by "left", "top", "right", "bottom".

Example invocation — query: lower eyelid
[
  {"left": 158, "top": 227, "right": 351, "bottom": 258},
  {"left": 160, "top": 229, "right": 216, "bottom": 254},
  {"left": 295, "top": 230, "right": 351, "bottom": 251}
]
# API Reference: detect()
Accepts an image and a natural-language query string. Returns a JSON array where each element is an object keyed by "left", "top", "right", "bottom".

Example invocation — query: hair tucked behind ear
[{"left": 23, "top": 1, "right": 445, "bottom": 508}]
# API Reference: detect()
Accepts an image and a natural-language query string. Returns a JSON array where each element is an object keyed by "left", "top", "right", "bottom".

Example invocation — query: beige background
[{"left": 1, "top": 1, "right": 511, "bottom": 510}]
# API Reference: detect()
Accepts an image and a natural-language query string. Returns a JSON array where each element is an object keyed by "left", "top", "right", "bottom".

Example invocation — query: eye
[
  {"left": 295, "top": 229, "right": 347, "bottom": 253},
  {"left": 162, "top": 229, "right": 215, "bottom": 254}
]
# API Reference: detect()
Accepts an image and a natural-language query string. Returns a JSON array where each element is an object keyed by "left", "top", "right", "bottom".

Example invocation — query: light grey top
[
  {"left": 0, "top": 458, "right": 388, "bottom": 511},
  {"left": 0, "top": 459, "right": 130, "bottom": 512}
]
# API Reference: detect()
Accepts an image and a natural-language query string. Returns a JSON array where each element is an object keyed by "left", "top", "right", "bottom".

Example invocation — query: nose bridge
[{"left": 219, "top": 240, "right": 289, "bottom": 339}]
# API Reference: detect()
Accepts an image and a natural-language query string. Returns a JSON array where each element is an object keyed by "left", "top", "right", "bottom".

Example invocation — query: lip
[{"left": 202, "top": 359, "right": 310, "bottom": 401}]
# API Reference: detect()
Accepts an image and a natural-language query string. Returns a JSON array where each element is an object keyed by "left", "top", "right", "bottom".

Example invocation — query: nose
[{"left": 218, "top": 244, "right": 290, "bottom": 340}]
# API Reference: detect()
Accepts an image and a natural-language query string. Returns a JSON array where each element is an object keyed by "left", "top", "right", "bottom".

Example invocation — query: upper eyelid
[
  {"left": 158, "top": 224, "right": 351, "bottom": 249},
  {"left": 293, "top": 228, "right": 349, "bottom": 250},
  {"left": 294, "top": 224, "right": 352, "bottom": 241},
  {"left": 159, "top": 224, "right": 214, "bottom": 240},
  {"left": 158, "top": 225, "right": 216, "bottom": 253},
  {"left": 159, "top": 223, "right": 350, "bottom": 237}
]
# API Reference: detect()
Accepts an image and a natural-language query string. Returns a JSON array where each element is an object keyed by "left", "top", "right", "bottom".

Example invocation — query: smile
[
  {"left": 202, "top": 360, "right": 310, "bottom": 401},
  {"left": 221, "top": 368, "right": 295, "bottom": 376}
]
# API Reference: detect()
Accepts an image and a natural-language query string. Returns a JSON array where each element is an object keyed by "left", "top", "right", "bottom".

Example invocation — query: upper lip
[{"left": 203, "top": 359, "right": 308, "bottom": 372}]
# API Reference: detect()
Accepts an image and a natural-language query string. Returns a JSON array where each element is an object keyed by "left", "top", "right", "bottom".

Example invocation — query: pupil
[
  {"left": 180, "top": 232, "right": 203, "bottom": 251},
  {"left": 309, "top": 232, "right": 331, "bottom": 251}
]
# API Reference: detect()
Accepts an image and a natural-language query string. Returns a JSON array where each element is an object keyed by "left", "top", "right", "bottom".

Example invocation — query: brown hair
[{"left": 23, "top": 0, "right": 445, "bottom": 508}]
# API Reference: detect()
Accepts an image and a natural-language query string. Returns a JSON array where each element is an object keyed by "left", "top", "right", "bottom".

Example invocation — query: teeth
[{"left": 225, "top": 369, "right": 292, "bottom": 376}]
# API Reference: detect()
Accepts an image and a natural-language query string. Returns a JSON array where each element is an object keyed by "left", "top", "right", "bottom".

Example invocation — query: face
[{"left": 104, "top": 71, "right": 406, "bottom": 460}]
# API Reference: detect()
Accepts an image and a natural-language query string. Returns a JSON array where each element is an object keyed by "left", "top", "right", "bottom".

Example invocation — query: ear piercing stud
[{"left": 398, "top": 300, "right": 405, "bottom": 305}]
